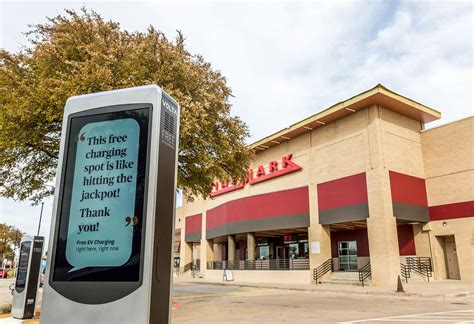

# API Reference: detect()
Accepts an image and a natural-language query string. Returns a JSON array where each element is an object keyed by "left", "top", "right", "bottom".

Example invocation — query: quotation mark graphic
[
  {"left": 125, "top": 216, "right": 139, "bottom": 226},
  {"left": 79, "top": 133, "right": 86, "bottom": 141}
]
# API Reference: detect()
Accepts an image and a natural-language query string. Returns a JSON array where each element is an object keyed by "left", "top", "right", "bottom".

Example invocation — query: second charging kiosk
[
  {"left": 11, "top": 235, "right": 44, "bottom": 319},
  {"left": 41, "top": 85, "right": 180, "bottom": 324}
]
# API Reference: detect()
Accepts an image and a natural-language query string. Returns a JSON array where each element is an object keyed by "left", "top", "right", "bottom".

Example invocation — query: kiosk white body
[
  {"left": 41, "top": 85, "right": 180, "bottom": 324},
  {"left": 11, "top": 236, "right": 44, "bottom": 319}
]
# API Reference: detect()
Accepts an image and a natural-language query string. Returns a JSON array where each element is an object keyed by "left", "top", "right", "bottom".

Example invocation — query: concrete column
[
  {"left": 308, "top": 225, "right": 332, "bottom": 282},
  {"left": 202, "top": 239, "right": 214, "bottom": 271},
  {"left": 213, "top": 243, "right": 223, "bottom": 261},
  {"left": 307, "top": 184, "right": 332, "bottom": 283},
  {"left": 365, "top": 106, "right": 401, "bottom": 288},
  {"left": 307, "top": 131, "right": 332, "bottom": 283},
  {"left": 228, "top": 235, "right": 236, "bottom": 261},
  {"left": 199, "top": 211, "right": 209, "bottom": 274},
  {"left": 247, "top": 233, "right": 256, "bottom": 260},
  {"left": 182, "top": 242, "right": 193, "bottom": 272},
  {"left": 180, "top": 210, "right": 192, "bottom": 273},
  {"left": 366, "top": 169, "right": 401, "bottom": 287}
]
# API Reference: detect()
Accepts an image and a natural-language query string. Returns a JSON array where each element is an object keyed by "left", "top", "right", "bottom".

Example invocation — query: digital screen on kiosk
[
  {"left": 16, "top": 241, "right": 31, "bottom": 290},
  {"left": 53, "top": 107, "right": 150, "bottom": 282}
]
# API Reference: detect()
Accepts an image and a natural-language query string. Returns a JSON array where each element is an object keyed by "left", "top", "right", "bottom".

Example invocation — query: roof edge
[
  {"left": 421, "top": 115, "right": 473, "bottom": 132},
  {"left": 250, "top": 84, "right": 441, "bottom": 150}
]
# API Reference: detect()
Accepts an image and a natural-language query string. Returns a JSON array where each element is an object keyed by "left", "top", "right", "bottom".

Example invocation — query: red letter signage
[
  {"left": 248, "top": 154, "right": 301, "bottom": 185},
  {"left": 210, "top": 154, "right": 302, "bottom": 197}
]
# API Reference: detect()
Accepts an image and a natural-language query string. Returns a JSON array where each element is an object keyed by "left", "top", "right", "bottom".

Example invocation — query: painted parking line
[
  {"left": 173, "top": 289, "right": 274, "bottom": 300},
  {"left": 340, "top": 309, "right": 474, "bottom": 323}
]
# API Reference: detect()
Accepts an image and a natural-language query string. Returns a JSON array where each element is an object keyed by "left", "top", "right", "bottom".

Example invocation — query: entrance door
[
  {"left": 276, "top": 246, "right": 285, "bottom": 259},
  {"left": 222, "top": 243, "right": 228, "bottom": 261},
  {"left": 338, "top": 241, "right": 358, "bottom": 271},
  {"left": 444, "top": 236, "right": 460, "bottom": 280}
]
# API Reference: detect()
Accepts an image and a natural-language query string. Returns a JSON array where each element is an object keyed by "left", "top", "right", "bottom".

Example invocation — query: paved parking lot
[
  {"left": 340, "top": 309, "right": 474, "bottom": 323},
  {"left": 172, "top": 282, "right": 473, "bottom": 323},
  {"left": 1, "top": 279, "right": 473, "bottom": 323}
]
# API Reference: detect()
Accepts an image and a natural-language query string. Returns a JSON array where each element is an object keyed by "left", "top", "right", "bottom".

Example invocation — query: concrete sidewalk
[{"left": 174, "top": 276, "right": 473, "bottom": 300}]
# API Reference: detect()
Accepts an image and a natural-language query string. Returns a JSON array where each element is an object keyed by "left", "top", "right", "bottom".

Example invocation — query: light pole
[
  {"left": 37, "top": 202, "right": 44, "bottom": 236},
  {"left": 13, "top": 229, "right": 19, "bottom": 278}
]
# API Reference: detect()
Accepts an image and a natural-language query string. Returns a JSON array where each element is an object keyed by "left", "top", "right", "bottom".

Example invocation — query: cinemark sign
[{"left": 210, "top": 154, "right": 302, "bottom": 197}]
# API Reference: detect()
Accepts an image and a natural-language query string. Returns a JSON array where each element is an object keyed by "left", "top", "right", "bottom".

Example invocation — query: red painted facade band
[
  {"left": 389, "top": 171, "right": 428, "bottom": 206},
  {"left": 429, "top": 201, "right": 474, "bottom": 221},
  {"left": 185, "top": 213, "right": 202, "bottom": 234},
  {"left": 317, "top": 173, "right": 368, "bottom": 211},
  {"left": 397, "top": 224, "right": 416, "bottom": 256},
  {"left": 207, "top": 187, "right": 309, "bottom": 229}
]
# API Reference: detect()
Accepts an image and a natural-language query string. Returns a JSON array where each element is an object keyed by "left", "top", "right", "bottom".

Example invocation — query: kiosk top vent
[{"left": 164, "top": 112, "right": 174, "bottom": 135}]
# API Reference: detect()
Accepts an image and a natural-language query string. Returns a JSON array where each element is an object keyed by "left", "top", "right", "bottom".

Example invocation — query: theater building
[{"left": 174, "top": 84, "right": 473, "bottom": 287}]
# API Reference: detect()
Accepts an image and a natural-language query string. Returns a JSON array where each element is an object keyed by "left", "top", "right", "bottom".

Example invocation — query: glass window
[
  {"left": 302, "top": 242, "right": 309, "bottom": 258},
  {"left": 258, "top": 246, "right": 269, "bottom": 260},
  {"left": 338, "top": 240, "right": 358, "bottom": 271},
  {"left": 339, "top": 256, "right": 349, "bottom": 263},
  {"left": 289, "top": 243, "right": 299, "bottom": 259}
]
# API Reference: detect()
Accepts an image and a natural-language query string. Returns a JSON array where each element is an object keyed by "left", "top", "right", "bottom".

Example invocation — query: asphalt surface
[
  {"left": 171, "top": 282, "right": 473, "bottom": 323},
  {"left": 1, "top": 279, "right": 473, "bottom": 323}
]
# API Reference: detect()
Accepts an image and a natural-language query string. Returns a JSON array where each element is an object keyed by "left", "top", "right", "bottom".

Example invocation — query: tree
[
  {"left": 0, "top": 223, "right": 24, "bottom": 263},
  {"left": 0, "top": 8, "right": 253, "bottom": 203}
]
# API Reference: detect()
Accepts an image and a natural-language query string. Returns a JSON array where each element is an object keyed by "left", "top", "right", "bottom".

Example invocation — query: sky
[{"left": 0, "top": 0, "right": 473, "bottom": 244}]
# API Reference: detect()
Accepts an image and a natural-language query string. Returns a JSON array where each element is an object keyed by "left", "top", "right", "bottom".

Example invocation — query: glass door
[{"left": 338, "top": 241, "right": 358, "bottom": 271}]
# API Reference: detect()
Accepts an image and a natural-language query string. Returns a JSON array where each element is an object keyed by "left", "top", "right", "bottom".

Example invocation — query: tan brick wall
[
  {"left": 364, "top": 106, "right": 401, "bottom": 287},
  {"left": 427, "top": 218, "right": 474, "bottom": 282},
  {"left": 383, "top": 130, "right": 425, "bottom": 177},
  {"left": 422, "top": 117, "right": 473, "bottom": 178},
  {"left": 311, "top": 107, "right": 370, "bottom": 184},
  {"left": 418, "top": 117, "right": 474, "bottom": 282},
  {"left": 175, "top": 207, "right": 183, "bottom": 230},
  {"left": 380, "top": 107, "right": 425, "bottom": 178},
  {"left": 426, "top": 171, "right": 474, "bottom": 206},
  {"left": 176, "top": 104, "right": 473, "bottom": 284},
  {"left": 178, "top": 106, "right": 411, "bottom": 286},
  {"left": 421, "top": 116, "right": 474, "bottom": 206}
]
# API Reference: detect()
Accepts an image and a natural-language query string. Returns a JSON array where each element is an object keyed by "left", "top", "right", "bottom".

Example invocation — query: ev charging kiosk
[
  {"left": 11, "top": 235, "right": 44, "bottom": 319},
  {"left": 41, "top": 85, "right": 179, "bottom": 324}
]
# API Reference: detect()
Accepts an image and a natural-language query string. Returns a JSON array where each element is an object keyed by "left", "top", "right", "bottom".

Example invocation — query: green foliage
[
  {"left": 0, "top": 8, "right": 253, "bottom": 203},
  {"left": 0, "top": 303, "right": 12, "bottom": 315},
  {"left": 0, "top": 223, "right": 24, "bottom": 261}
]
